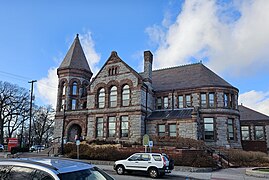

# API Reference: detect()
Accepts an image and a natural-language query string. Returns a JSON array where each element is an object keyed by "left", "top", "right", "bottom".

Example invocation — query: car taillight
[{"left": 162, "top": 156, "right": 166, "bottom": 166}]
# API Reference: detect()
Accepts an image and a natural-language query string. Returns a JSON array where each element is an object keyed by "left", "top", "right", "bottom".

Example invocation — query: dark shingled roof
[
  {"left": 151, "top": 63, "right": 235, "bottom": 91},
  {"left": 239, "top": 105, "right": 269, "bottom": 121},
  {"left": 147, "top": 109, "right": 193, "bottom": 120},
  {"left": 59, "top": 34, "right": 92, "bottom": 73}
]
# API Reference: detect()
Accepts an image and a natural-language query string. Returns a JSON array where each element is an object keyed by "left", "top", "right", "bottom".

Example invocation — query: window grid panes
[
  {"left": 158, "top": 124, "right": 165, "bottom": 137},
  {"left": 209, "top": 93, "right": 215, "bottom": 107},
  {"left": 96, "top": 117, "right": 104, "bottom": 137},
  {"left": 157, "top": 97, "right": 162, "bottom": 109},
  {"left": 122, "top": 85, "right": 130, "bottom": 106},
  {"left": 62, "top": 83, "right": 66, "bottom": 96},
  {"left": 255, "top": 126, "right": 264, "bottom": 140},
  {"left": 230, "top": 94, "right": 234, "bottom": 108},
  {"left": 71, "top": 99, "right": 76, "bottom": 110},
  {"left": 110, "top": 86, "right": 117, "bottom": 107},
  {"left": 241, "top": 126, "right": 250, "bottom": 140},
  {"left": 224, "top": 93, "right": 229, "bottom": 107},
  {"left": 121, "top": 116, "right": 129, "bottom": 137},
  {"left": 164, "top": 97, "right": 168, "bottom": 109},
  {"left": 204, "top": 118, "right": 214, "bottom": 140},
  {"left": 108, "top": 117, "right": 116, "bottom": 137},
  {"left": 201, "top": 93, "right": 207, "bottom": 107},
  {"left": 185, "top": 95, "right": 191, "bottom": 107},
  {"left": 72, "top": 82, "right": 77, "bottom": 95},
  {"left": 98, "top": 88, "right": 105, "bottom": 108},
  {"left": 178, "top": 95, "right": 183, "bottom": 108},
  {"left": 169, "top": 124, "right": 176, "bottom": 137},
  {"left": 227, "top": 119, "right": 234, "bottom": 140}
]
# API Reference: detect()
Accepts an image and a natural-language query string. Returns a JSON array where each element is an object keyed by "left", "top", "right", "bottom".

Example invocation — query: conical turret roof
[{"left": 59, "top": 34, "right": 92, "bottom": 73}]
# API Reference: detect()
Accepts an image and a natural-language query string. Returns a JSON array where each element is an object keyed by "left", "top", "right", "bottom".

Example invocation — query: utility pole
[{"left": 28, "top": 80, "right": 37, "bottom": 148}]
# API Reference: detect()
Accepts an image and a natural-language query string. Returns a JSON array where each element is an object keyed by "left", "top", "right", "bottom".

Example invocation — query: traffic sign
[{"left": 148, "top": 141, "right": 153, "bottom": 147}]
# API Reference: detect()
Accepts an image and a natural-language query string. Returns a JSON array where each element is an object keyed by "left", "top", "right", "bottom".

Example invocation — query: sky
[{"left": 0, "top": 0, "right": 268, "bottom": 116}]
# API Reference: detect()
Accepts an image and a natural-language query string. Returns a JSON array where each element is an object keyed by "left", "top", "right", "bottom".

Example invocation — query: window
[
  {"left": 110, "top": 86, "right": 117, "bottom": 107},
  {"left": 185, "top": 94, "right": 192, "bottom": 107},
  {"left": 201, "top": 93, "right": 207, "bottom": 108},
  {"left": 241, "top": 126, "right": 250, "bottom": 140},
  {"left": 122, "top": 85, "right": 130, "bottom": 106},
  {"left": 71, "top": 99, "right": 76, "bottom": 110},
  {"left": 72, "top": 82, "right": 77, "bottom": 95},
  {"left": 255, "top": 126, "right": 264, "bottom": 140},
  {"left": 204, "top": 118, "right": 214, "bottom": 140},
  {"left": 230, "top": 94, "right": 234, "bottom": 108},
  {"left": 178, "top": 95, "right": 183, "bottom": 108},
  {"left": 0, "top": 165, "right": 53, "bottom": 180},
  {"left": 98, "top": 88, "right": 105, "bottom": 108},
  {"left": 158, "top": 124, "right": 165, "bottom": 137},
  {"left": 61, "top": 99, "right": 66, "bottom": 111},
  {"left": 140, "top": 154, "right": 151, "bottom": 161},
  {"left": 62, "top": 82, "right": 66, "bottom": 96},
  {"left": 169, "top": 124, "right": 176, "bottom": 137},
  {"left": 121, "top": 116, "right": 129, "bottom": 137},
  {"left": 224, "top": 93, "right": 229, "bottom": 107},
  {"left": 152, "top": 155, "right": 161, "bottom": 161},
  {"left": 209, "top": 93, "right": 215, "bottom": 107},
  {"left": 108, "top": 67, "right": 118, "bottom": 75},
  {"left": 81, "top": 84, "right": 87, "bottom": 97},
  {"left": 156, "top": 97, "right": 162, "bottom": 109},
  {"left": 227, "top": 119, "right": 235, "bottom": 140},
  {"left": 96, "top": 117, "right": 104, "bottom": 137},
  {"left": 163, "top": 96, "right": 168, "bottom": 109},
  {"left": 108, "top": 117, "right": 116, "bottom": 137}
]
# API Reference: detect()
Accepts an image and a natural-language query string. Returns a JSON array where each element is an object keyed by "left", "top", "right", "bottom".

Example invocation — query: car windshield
[{"left": 57, "top": 167, "right": 113, "bottom": 180}]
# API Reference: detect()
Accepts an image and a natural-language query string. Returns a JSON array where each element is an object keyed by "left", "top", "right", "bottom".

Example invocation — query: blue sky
[{"left": 0, "top": 0, "right": 268, "bottom": 115}]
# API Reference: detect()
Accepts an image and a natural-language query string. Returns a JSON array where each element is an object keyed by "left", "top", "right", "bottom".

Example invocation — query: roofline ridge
[{"left": 152, "top": 62, "right": 202, "bottom": 72}]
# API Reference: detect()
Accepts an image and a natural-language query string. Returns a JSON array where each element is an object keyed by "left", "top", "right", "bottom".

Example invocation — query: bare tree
[
  {"left": 32, "top": 105, "right": 54, "bottom": 146},
  {"left": 0, "top": 81, "right": 30, "bottom": 144}
]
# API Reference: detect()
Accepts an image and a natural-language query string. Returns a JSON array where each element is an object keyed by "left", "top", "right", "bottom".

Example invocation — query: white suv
[{"left": 114, "top": 153, "right": 174, "bottom": 178}]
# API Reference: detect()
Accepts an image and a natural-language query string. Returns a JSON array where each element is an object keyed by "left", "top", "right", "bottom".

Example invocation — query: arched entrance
[{"left": 67, "top": 124, "right": 82, "bottom": 142}]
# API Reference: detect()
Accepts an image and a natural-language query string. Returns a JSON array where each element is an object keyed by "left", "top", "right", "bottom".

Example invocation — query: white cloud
[
  {"left": 147, "top": 0, "right": 269, "bottom": 75},
  {"left": 239, "top": 90, "right": 269, "bottom": 116},
  {"left": 36, "top": 67, "right": 58, "bottom": 108},
  {"left": 37, "top": 32, "right": 100, "bottom": 108},
  {"left": 80, "top": 32, "right": 101, "bottom": 75}
]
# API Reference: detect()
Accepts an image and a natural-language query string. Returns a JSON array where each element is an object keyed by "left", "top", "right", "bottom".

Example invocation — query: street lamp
[{"left": 61, "top": 104, "right": 66, "bottom": 155}]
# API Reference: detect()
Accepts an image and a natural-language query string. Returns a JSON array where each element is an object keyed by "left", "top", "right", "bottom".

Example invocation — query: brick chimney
[{"left": 143, "top": 50, "right": 153, "bottom": 84}]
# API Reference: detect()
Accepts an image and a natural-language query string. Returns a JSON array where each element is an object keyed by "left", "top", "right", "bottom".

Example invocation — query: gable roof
[
  {"left": 147, "top": 109, "right": 193, "bottom": 120},
  {"left": 239, "top": 105, "right": 269, "bottom": 121},
  {"left": 151, "top": 63, "right": 236, "bottom": 91},
  {"left": 90, "top": 51, "right": 142, "bottom": 83},
  {"left": 58, "top": 34, "right": 92, "bottom": 73}
]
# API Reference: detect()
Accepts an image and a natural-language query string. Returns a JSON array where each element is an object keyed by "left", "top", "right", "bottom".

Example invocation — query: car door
[{"left": 124, "top": 154, "right": 141, "bottom": 170}]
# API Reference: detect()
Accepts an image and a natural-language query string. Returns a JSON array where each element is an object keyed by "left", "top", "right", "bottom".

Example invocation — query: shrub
[{"left": 221, "top": 149, "right": 269, "bottom": 167}]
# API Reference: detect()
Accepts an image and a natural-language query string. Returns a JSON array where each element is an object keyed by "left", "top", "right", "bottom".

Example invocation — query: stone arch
[{"left": 67, "top": 123, "right": 82, "bottom": 142}]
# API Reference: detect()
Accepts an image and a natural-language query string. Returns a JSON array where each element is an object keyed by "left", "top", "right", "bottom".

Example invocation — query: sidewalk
[{"left": 95, "top": 164, "right": 266, "bottom": 180}]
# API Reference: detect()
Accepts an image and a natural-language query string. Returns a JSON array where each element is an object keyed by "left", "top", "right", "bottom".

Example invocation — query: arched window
[
  {"left": 62, "top": 82, "right": 66, "bottom": 96},
  {"left": 81, "top": 84, "right": 87, "bottom": 97},
  {"left": 71, "top": 99, "right": 76, "bottom": 110},
  {"left": 72, "top": 82, "right": 77, "bottom": 95},
  {"left": 122, "top": 85, "right": 130, "bottom": 106},
  {"left": 110, "top": 86, "right": 117, "bottom": 107},
  {"left": 98, "top": 88, "right": 105, "bottom": 108}
]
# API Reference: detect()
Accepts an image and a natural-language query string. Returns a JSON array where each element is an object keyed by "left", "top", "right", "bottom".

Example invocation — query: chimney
[{"left": 143, "top": 51, "right": 153, "bottom": 83}]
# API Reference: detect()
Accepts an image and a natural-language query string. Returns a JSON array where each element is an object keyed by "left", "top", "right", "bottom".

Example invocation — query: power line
[{"left": 0, "top": 70, "right": 58, "bottom": 90}]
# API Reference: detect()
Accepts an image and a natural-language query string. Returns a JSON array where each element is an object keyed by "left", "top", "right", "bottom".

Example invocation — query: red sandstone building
[{"left": 54, "top": 35, "right": 269, "bottom": 151}]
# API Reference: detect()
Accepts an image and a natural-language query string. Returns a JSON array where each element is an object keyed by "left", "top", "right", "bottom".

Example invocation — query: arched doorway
[{"left": 67, "top": 124, "right": 82, "bottom": 142}]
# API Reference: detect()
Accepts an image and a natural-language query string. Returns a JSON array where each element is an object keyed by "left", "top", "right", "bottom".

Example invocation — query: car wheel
[
  {"left": 116, "top": 165, "right": 125, "bottom": 175},
  {"left": 148, "top": 168, "right": 158, "bottom": 178}
]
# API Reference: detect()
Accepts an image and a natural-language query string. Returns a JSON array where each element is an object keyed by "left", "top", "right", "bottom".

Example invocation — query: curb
[{"left": 246, "top": 167, "right": 269, "bottom": 178}]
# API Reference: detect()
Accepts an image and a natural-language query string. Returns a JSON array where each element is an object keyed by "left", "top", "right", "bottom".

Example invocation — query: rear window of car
[
  {"left": 58, "top": 167, "right": 114, "bottom": 180},
  {"left": 152, "top": 155, "right": 161, "bottom": 161}
]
